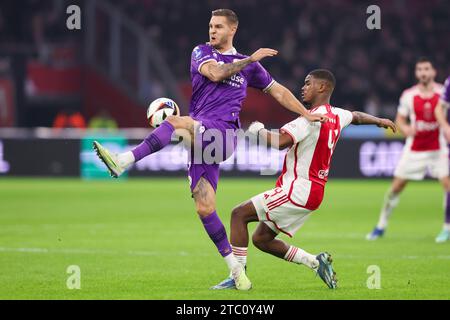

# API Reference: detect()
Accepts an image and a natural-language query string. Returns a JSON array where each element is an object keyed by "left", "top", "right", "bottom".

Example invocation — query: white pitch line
[
  {"left": 0, "top": 247, "right": 449, "bottom": 260},
  {"left": 0, "top": 247, "right": 200, "bottom": 257}
]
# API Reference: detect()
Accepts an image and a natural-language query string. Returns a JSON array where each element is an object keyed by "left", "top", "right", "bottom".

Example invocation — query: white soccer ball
[{"left": 146, "top": 97, "right": 180, "bottom": 128}]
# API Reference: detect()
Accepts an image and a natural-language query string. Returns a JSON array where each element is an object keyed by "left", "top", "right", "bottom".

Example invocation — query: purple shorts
[{"left": 188, "top": 118, "right": 239, "bottom": 193}]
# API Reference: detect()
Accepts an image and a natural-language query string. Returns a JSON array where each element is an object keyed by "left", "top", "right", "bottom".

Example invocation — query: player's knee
[
  {"left": 196, "top": 203, "right": 216, "bottom": 217},
  {"left": 166, "top": 116, "right": 193, "bottom": 132},
  {"left": 231, "top": 206, "right": 246, "bottom": 222},
  {"left": 391, "top": 185, "right": 402, "bottom": 194},
  {"left": 391, "top": 178, "right": 406, "bottom": 194},
  {"left": 165, "top": 116, "right": 182, "bottom": 128},
  {"left": 442, "top": 178, "right": 450, "bottom": 192},
  {"left": 441, "top": 181, "right": 449, "bottom": 192}
]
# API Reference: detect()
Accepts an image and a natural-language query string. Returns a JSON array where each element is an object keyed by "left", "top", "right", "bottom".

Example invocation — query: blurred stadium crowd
[
  {"left": 0, "top": 0, "right": 449, "bottom": 127},
  {"left": 0, "top": 1, "right": 65, "bottom": 43},
  {"left": 110, "top": 0, "right": 450, "bottom": 116}
]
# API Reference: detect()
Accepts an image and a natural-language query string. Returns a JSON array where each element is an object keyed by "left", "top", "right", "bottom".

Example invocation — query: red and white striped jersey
[
  {"left": 397, "top": 83, "right": 445, "bottom": 152},
  {"left": 276, "top": 104, "right": 353, "bottom": 210}
]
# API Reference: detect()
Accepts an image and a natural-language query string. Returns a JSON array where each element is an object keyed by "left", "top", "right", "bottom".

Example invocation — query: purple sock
[
  {"left": 200, "top": 211, "right": 232, "bottom": 257},
  {"left": 132, "top": 121, "right": 175, "bottom": 162},
  {"left": 446, "top": 193, "right": 450, "bottom": 224}
]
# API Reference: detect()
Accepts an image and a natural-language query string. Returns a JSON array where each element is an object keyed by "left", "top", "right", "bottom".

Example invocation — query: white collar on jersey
[
  {"left": 221, "top": 47, "right": 237, "bottom": 55},
  {"left": 206, "top": 43, "right": 238, "bottom": 55}
]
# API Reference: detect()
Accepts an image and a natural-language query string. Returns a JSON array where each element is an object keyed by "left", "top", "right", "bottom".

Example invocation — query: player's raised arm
[
  {"left": 266, "top": 82, "right": 327, "bottom": 123},
  {"left": 248, "top": 121, "right": 294, "bottom": 150},
  {"left": 351, "top": 111, "right": 397, "bottom": 133},
  {"left": 199, "top": 48, "right": 278, "bottom": 83}
]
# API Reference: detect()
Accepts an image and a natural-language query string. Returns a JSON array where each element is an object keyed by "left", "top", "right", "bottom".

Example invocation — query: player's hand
[
  {"left": 250, "top": 48, "right": 278, "bottom": 62},
  {"left": 377, "top": 118, "right": 397, "bottom": 133},
  {"left": 248, "top": 121, "right": 265, "bottom": 136},
  {"left": 304, "top": 113, "right": 329, "bottom": 123}
]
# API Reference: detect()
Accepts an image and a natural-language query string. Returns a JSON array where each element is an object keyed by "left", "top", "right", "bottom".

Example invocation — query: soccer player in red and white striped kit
[
  {"left": 367, "top": 58, "right": 450, "bottom": 243},
  {"left": 212, "top": 69, "right": 396, "bottom": 289}
]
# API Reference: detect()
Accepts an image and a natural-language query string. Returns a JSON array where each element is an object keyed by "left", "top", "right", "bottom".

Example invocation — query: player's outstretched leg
[
  {"left": 93, "top": 116, "right": 195, "bottom": 178},
  {"left": 193, "top": 178, "right": 251, "bottom": 291},
  {"left": 213, "top": 199, "right": 336, "bottom": 289},
  {"left": 367, "top": 178, "right": 407, "bottom": 240},
  {"left": 436, "top": 177, "right": 450, "bottom": 243},
  {"left": 252, "top": 222, "right": 337, "bottom": 289},
  {"left": 211, "top": 200, "right": 258, "bottom": 290}
]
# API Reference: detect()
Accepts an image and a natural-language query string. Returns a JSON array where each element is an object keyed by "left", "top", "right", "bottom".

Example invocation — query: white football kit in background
[{"left": 394, "top": 84, "right": 448, "bottom": 180}]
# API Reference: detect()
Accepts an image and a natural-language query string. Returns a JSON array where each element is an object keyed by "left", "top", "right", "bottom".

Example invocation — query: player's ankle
[
  {"left": 231, "top": 245, "right": 247, "bottom": 268},
  {"left": 284, "top": 246, "right": 318, "bottom": 269},
  {"left": 376, "top": 223, "right": 387, "bottom": 230},
  {"left": 224, "top": 253, "right": 241, "bottom": 272},
  {"left": 118, "top": 151, "right": 135, "bottom": 168}
]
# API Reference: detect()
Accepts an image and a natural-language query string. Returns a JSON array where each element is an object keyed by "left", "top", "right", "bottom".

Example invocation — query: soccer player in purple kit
[
  {"left": 93, "top": 9, "right": 325, "bottom": 290},
  {"left": 434, "top": 75, "right": 450, "bottom": 243}
]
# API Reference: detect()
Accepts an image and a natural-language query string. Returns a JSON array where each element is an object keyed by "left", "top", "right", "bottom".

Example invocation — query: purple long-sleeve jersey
[{"left": 189, "top": 43, "right": 275, "bottom": 123}]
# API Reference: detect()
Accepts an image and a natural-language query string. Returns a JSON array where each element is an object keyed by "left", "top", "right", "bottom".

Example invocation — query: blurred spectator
[
  {"left": 364, "top": 93, "right": 381, "bottom": 117},
  {"left": 108, "top": 0, "right": 450, "bottom": 116},
  {"left": 53, "top": 109, "right": 86, "bottom": 129}
]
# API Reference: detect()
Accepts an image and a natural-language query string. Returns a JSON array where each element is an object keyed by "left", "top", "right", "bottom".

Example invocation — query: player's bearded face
[
  {"left": 209, "top": 16, "right": 236, "bottom": 49},
  {"left": 415, "top": 62, "right": 435, "bottom": 85}
]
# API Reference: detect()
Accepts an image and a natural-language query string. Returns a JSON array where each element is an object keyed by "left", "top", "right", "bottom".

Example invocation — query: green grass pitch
[{"left": 0, "top": 178, "right": 448, "bottom": 300}]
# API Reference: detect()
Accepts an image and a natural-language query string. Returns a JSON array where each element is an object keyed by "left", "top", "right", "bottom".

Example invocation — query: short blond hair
[{"left": 211, "top": 9, "right": 239, "bottom": 26}]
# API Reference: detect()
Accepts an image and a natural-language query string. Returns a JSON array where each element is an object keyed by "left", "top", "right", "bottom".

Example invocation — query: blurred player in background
[
  {"left": 92, "top": 9, "right": 325, "bottom": 290},
  {"left": 212, "top": 69, "right": 396, "bottom": 290},
  {"left": 366, "top": 58, "right": 450, "bottom": 243}
]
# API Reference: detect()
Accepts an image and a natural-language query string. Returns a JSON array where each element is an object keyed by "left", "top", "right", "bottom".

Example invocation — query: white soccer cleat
[
  {"left": 435, "top": 229, "right": 450, "bottom": 243},
  {"left": 92, "top": 141, "right": 125, "bottom": 178},
  {"left": 231, "top": 265, "right": 252, "bottom": 291}
]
